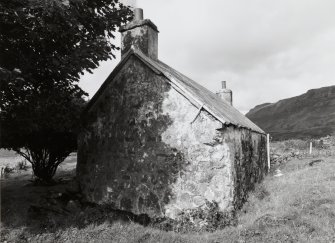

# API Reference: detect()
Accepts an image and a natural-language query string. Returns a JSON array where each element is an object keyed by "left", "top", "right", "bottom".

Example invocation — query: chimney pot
[
  {"left": 119, "top": 8, "right": 159, "bottom": 59},
  {"left": 134, "top": 8, "right": 144, "bottom": 21},
  {"left": 216, "top": 81, "right": 233, "bottom": 106}
]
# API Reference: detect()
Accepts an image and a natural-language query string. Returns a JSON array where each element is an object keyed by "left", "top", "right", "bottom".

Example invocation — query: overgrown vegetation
[{"left": 151, "top": 201, "right": 237, "bottom": 233}]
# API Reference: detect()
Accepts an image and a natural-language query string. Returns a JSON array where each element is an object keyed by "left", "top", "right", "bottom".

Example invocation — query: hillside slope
[{"left": 246, "top": 85, "right": 335, "bottom": 140}]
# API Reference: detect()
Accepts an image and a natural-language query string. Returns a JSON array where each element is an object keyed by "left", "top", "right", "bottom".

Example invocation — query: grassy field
[{"left": 1, "top": 148, "right": 335, "bottom": 242}]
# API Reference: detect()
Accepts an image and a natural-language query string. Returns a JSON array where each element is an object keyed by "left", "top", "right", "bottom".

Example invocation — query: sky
[{"left": 79, "top": 0, "right": 335, "bottom": 113}]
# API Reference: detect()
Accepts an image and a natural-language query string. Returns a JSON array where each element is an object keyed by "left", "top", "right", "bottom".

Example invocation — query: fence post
[
  {"left": 309, "top": 141, "right": 312, "bottom": 155},
  {"left": 266, "top": 134, "right": 271, "bottom": 171}
]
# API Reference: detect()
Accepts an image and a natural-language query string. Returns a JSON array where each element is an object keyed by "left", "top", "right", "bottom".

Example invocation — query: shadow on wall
[
  {"left": 230, "top": 129, "right": 267, "bottom": 210},
  {"left": 77, "top": 57, "right": 187, "bottom": 218}
]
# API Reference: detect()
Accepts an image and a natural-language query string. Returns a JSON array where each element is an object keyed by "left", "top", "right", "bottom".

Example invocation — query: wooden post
[
  {"left": 266, "top": 134, "right": 271, "bottom": 171},
  {"left": 309, "top": 142, "right": 312, "bottom": 155}
]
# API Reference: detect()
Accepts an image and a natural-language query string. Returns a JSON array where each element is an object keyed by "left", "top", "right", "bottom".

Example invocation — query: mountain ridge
[{"left": 246, "top": 85, "right": 335, "bottom": 140}]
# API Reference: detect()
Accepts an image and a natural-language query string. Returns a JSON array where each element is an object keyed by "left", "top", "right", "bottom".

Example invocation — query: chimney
[
  {"left": 119, "top": 8, "right": 159, "bottom": 59},
  {"left": 216, "top": 81, "right": 233, "bottom": 105}
]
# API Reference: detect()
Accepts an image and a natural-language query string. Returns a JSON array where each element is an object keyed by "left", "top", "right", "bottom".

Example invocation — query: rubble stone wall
[
  {"left": 78, "top": 56, "right": 178, "bottom": 217},
  {"left": 77, "top": 56, "right": 267, "bottom": 219},
  {"left": 160, "top": 88, "right": 234, "bottom": 218},
  {"left": 221, "top": 127, "right": 268, "bottom": 210}
]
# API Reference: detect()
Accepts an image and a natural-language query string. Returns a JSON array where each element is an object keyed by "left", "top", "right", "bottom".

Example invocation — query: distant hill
[{"left": 246, "top": 85, "right": 335, "bottom": 140}]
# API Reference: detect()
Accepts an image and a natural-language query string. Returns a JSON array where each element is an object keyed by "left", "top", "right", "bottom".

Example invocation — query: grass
[
  {"left": 235, "top": 156, "right": 335, "bottom": 242},
  {"left": 1, "top": 150, "right": 335, "bottom": 242}
]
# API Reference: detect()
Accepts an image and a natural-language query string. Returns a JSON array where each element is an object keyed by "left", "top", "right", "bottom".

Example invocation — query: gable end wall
[{"left": 77, "top": 56, "right": 267, "bottom": 219}]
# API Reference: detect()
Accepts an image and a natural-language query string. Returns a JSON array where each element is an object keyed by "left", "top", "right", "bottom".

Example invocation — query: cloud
[
  {"left": 80, "top": 0, "right": 335, "bottom": 113},
  {"left": 121, "top": 0, "right": 136, "bottom": 8}
]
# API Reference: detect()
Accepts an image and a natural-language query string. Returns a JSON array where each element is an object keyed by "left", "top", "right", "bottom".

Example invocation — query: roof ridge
[
  {"left": 84, "top": 48, "right": 265, "bottom": 134},
  {"left": 152, "top": 58, "right": 265, "bottom": 134}
]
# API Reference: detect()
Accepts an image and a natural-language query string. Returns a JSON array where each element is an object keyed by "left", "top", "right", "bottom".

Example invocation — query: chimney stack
[
  {"left": 119, "top": 8, "right": 159, "bottom": 59},
  {"left": 133, "top": 8, "right": 143, "bottom": 21},
  {"left": 216, "top": 81, "right": 233, "bottom": 106},
  {"left": 221, "top": 81, "right": 227, "bottom": 89}
]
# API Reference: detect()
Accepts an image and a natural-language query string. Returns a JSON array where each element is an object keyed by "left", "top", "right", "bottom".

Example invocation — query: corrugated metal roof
[
  {"left": 132, "top": 49, "right": 265, "bottom": 134},
  {"left": 85, "top": 48, "right": 265, "bottom": 134}
]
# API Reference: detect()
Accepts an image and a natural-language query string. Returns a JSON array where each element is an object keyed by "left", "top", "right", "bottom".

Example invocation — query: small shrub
[
  {"left": 253, "top": 184, "right": 270, "bottom": 200},
  {"left": 16, "top": 160, "right": 29, "bottom": 171},
  {"left": 3, "top": 165, "right": 15, "bottom": 174}
]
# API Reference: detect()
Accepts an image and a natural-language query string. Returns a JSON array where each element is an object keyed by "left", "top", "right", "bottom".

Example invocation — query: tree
[
  {"left": 1, "top": 86, "right": 86, "bottom": 181},
  {"left": 0, "top": 0, "right": 132, "bottom": 182}
]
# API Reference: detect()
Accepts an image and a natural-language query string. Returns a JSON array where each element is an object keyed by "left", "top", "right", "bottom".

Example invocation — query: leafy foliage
[
  {"left": 0, "top": 0, "right": 132, "bottom": 87},
  {"left": 0, "top": 0, "right": 132, "bottom": 181},
  {"left": 1, "top": 88, "right": 86, "bottom": 181}
]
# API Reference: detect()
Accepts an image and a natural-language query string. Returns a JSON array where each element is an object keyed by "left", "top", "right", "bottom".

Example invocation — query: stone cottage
[{"left": 77, "top": 8, "right": 268, "bottom": 220}]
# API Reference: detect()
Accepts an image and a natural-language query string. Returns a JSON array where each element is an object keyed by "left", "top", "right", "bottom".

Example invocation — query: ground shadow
[{"left": 1, "top": 167, "right": 159, "bottom": 240}]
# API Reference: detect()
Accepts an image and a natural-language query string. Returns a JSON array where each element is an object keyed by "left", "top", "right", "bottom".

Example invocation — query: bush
[
  {"left": 2, "top": 165, "right": 15, "bottom": 175},
  {"left": 16, "top": 160, "right": 29, "bottom": 171},
  {"left": 253, "top": 184, "right": 270, "bottom": 200}
]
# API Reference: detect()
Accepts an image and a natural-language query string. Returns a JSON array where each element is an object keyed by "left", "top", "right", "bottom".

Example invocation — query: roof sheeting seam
[{"left": 163, "top": 73, "right": 229, "bottom": 125}]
